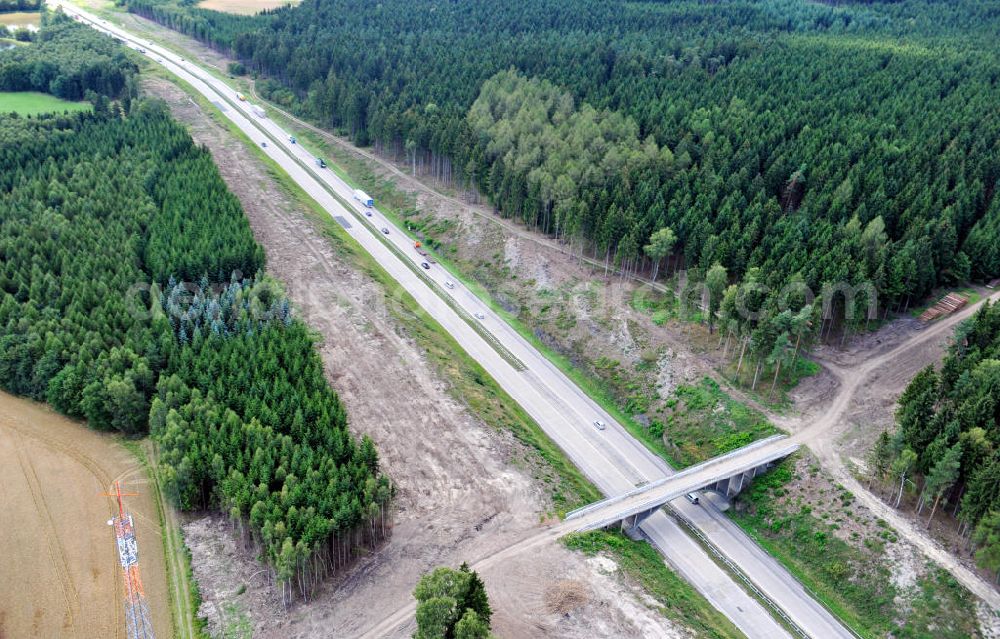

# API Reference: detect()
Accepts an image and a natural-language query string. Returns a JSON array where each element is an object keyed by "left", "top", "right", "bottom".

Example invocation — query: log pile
[{"left": 918, "top": 292, "right": 969, "bottom": 322}]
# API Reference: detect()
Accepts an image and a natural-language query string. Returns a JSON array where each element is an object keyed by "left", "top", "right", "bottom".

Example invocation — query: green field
[{"left": 0, "top": 91, "right": 91, "bottom": 115}]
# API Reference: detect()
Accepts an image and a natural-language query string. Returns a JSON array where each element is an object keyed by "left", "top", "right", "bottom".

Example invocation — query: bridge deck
[{"left": 566, "top": 436, "right": 799, "bottom": 532}]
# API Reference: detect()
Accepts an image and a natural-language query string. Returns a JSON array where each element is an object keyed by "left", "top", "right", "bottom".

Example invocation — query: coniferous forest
[
  {"left": 0, "top": 15, "right": 137, "bottom": 100},
  {"left": 0, "top": 16, "right": 391, "bottom": 603},
  {"left": 127, "top": 0, "right": 1000, "bottom": 325},
  {"left": 869, "top": 302, "right": 1000, "bottom": 575}
]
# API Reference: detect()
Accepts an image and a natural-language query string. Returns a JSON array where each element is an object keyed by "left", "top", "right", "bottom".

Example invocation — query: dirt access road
[
  {"left": 365, "top": 292, "right": 1000, "bottom": 636},
  {"left": 119, "top": 6, "right": 997, "bottom": 625},
  {"left": 0, "top": 391, "right": 171, "bottom": 639},
  {"left": 141, "top": 76, "right": 689, "bottom": 638},
  {"left": 778, "top": 291, "right": 1000, "bottom": 610},
  {"left": 244, "top": 57, "right": 1000, "bottom": 621}
]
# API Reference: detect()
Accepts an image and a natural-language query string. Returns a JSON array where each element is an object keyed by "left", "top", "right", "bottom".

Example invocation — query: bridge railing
[{"left": 565, "top": 434, "right": 791, "bottom": 521}]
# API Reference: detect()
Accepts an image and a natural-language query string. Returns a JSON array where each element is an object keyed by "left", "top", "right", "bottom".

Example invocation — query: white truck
[
  {"left": 251, "top": 104, "right": 266, "bottom": 118},
  {"left": 353, "top": 189, "right": 374, "bottom": 207}
]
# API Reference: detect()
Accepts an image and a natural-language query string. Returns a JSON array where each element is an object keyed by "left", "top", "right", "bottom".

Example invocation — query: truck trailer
[
  {"left": 353, "top": 189, "right": 374, "bottom": 207},
  {"left": 414, "top": 241, "right": 437, "bottom": 264}
]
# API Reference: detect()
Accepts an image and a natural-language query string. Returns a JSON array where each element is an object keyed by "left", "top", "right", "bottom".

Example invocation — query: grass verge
[
  {"left": 730, "top": 456, "right": 982, "bottom": 639},
  {"left": 152, "top": 69, "right": 601, "bottom": 515},
  {"left": 120, "top": 439, "right": 209, "bottom": 639},
  {"left": 563, "top": 531, "right": 745, "bottom": 639},
  {"left": 660, "top": 377, "right": 779, "bottom": 468}
]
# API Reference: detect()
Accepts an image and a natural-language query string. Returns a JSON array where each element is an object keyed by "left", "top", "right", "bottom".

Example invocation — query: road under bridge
[{"left": 566, "top": 435, "right": 799, "bottom": 537}]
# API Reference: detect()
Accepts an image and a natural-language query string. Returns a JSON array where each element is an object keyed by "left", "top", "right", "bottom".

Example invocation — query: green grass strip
[
  {"left": 564, "top": 531, "right": 746, "bottom": 639},
  {"left": 149, "top": 69, "right": 600, "bottom": 515}
]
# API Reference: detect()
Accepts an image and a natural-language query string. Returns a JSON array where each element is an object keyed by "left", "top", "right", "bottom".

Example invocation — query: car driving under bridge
[{"left": 565, "top": 435, "right": 799, "bottom": 538}]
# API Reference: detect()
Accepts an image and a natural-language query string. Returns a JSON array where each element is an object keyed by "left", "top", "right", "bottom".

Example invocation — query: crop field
[
  {"left": 196, "top": 0, "right": 297, "bottom": 14},
  {"left": 0, "top": 91, "right": 91, "bottom": 115},
  {"left": 0, "top": 391, "right": 170, "bottom": 639},
  {"left": 0, "top": 10, "right": 40, "bottom": 29}
]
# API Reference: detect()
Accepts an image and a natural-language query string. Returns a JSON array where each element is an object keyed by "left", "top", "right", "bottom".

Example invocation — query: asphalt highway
[{"left": 58, "top": 6, "right": 857, "bottom": 637}]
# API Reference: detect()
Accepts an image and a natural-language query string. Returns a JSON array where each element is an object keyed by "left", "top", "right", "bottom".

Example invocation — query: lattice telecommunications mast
[{"left": 104, "top": 481, "right": 156, "bottom": 639}]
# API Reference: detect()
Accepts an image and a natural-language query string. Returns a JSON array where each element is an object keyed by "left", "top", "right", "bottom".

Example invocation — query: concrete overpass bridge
[{"left": 566, "top": 435, "right": 799, "bottom": 538}]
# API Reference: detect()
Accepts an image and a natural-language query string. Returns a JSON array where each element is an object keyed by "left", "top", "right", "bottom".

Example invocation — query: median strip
[{"left": 76, "top": 7, "right": 529, "bottom": 374}]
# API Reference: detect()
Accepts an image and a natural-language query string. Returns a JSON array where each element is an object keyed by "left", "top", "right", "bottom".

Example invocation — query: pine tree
[
  {"left": 458, "top": 563, "right": 492, "bottom": 627},
  {"left": 973, "top": 511, "right": 1000, "bottom": 582},
  {"left": 643, "top": 227, "right": 677, "bottom": 282},
  {"left": 705, "top": 262, "right": 728, "bottom": 335},
  {"left": 867, "top": 430, "right": 892, "bottom": 491},
  {"left": 923, "top": 443, "right": 962, "bottom": 527},
  {"left": 891, "top": 448, "right": 918, "bottom": 509}
]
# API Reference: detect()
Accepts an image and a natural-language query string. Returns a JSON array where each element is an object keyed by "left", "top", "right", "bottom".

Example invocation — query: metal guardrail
[
  {"left": 89, "top": 11, "right": 530, "bottom": 374},
  {"left": 730, "top": 522, "right": 868, "bottom": 639},
  {"left": 667, "top": 508, "right": 811, "bottom": 639},
  {"left": 565, "top": 435, "right": 794, "bottom": 520}
]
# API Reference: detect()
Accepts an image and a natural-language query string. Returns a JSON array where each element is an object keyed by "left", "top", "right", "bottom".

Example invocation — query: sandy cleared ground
[
  {"left": 196, "top": 0, "right": 298, "bottom": 14},
  {"left": 0, "top": 391, "right": 170, "bottom": 639},
  {"left": 782, "top": 297, "right": 1000, "bottom": 611},
  {"left": 141, "top": 77, "right": 689, "bottom": 638},
  {"left": 126, "top": 8, "right": 1000, "bottom": 627}
]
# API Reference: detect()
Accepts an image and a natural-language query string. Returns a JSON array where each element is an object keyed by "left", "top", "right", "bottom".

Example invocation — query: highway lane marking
[{"left": 62, "top": 11, "right": 851, "bottom": 637}]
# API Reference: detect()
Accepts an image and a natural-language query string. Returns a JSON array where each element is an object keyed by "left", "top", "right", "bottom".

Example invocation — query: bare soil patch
[
  {"left": 142, "top": 77, "right": 692, "bottom": 638},
  {"left": 0, "top": 391, "right": 171, "bottom": 639}
]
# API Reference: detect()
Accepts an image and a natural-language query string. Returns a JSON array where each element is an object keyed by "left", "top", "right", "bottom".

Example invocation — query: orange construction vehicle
[{"left": 413, "top": 240, "right": 436, "bottom": 263}]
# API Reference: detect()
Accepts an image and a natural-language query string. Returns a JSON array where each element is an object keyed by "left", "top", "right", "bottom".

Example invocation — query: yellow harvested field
[
  {"left": 196, "top": 0, "right": 298, "bottom": 14},
  {"left": 0, "top": 392, "right": 171, "bottom": 639},
  {"left": 0, "top": 11, "right": 41, "bottom": 29}
]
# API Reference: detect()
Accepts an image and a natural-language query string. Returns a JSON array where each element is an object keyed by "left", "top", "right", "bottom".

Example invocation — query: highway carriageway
[{"left": 59, "top": 7, "right": 857, "bottom": 637}]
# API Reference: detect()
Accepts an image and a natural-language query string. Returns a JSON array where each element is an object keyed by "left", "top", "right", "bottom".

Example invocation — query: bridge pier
[
  {"left": 564, "top": 437, "right": 799, "bottom": 535},
  {"left": 708, "top": 462, "right": 772, "bottom": 499},
  {"left": 619, "top": 507, "right": 657, "bottom": 540}
]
